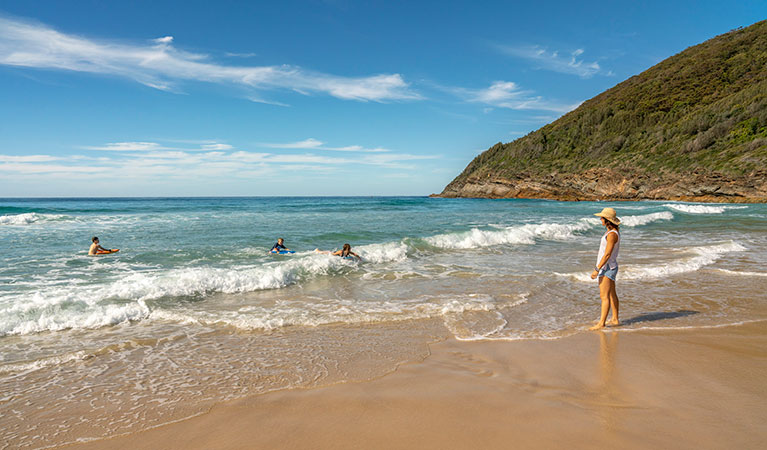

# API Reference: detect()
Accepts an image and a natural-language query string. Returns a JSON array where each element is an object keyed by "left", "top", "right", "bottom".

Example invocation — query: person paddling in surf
[
  {"left": 589, "top": 208, "right": 621, "bottom": 330},
  {"left": 315, "top": 243, "right": 361, "bottom": 260},
  {"left": 270, "top": 238, "right": 291, "bottom": 253},
  {"left": 88, "top": 237, "right": 115, "bottom": 255}
]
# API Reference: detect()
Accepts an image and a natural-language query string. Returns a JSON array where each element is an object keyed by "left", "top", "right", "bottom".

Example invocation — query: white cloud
[
  {"left": 0, "top": 154, "right": 61, "bottom": 162},
  {"left": 261, "top": 139, "right": 390, "bottom": 153},
  {"left": 200, "top": 143, "right": 233, "bottom": 151},
  {"left": 246, "top": 96, "right": 290, "bottom": 107},
  {"left": 0, "top": 16, "right": 419, "bottom": 102},
  {"left": 496, "top": 44, "right": 603, "bottom": 78},
  {"left": 456, "top": 81, "right": 580, "bottom": 113},
  {"left": 262, "top": 138, "right": 324, "bottom": 149},
  {"left": 225, "top": 52, "right": 258, "bottom": 58},
  {"left": 0, "top": 135, "right": 438, "bottom": 186},
  {"left": 84, "top": 141, "right": 169, "bottom": 151},
  {"left": 0, "top": 162, "right": 105, "bottom": 174},
  {"left": 325, "top": 145, "right": 388, "bottom": 153},
  {"left": 83, "top": 140, "right": 235, "bottom": 152}
]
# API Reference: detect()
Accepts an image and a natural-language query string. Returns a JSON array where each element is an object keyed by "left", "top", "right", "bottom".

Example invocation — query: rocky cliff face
[
  {"left": 436, "top": 21, "right": 767, "bottom": 203},
  {"left": 438, "top": 168, "right": 767, "bottom": 203}
]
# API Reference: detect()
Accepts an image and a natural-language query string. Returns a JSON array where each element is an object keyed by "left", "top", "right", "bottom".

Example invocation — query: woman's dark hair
[
  {"left": 342, "top": 243, "right": 351, "bottom": 257},
  {"left": 603, "top": 218, "right": 619, "bottom": 231},
  {"left": 92, "top": 236, "right": 99, "bottom": 242}
]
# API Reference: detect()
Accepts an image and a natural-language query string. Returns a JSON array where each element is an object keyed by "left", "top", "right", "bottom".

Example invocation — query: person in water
[
  {"left": 315, "top": 243, "right": 361, "bottom": 260},
  {"left": 88, "top": 237, "right": 114, "bottom": 255},
  {"left": 271, "top": 238, "right": 291, "bottom": 253},
  {"left": 589, "top": 207, "right": 621, "bottom": 330}
]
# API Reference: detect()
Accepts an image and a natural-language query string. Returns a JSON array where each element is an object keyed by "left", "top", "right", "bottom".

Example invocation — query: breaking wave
[
  {"left": 424, "top": 212, "right": 673, "bottom": 250},
  {"left": 663, "top": 204, "right": 748, "bottom": 214},
  {"left": 565, "top": 241, "right": 747, "bottom": 282},
  {"left": 0, "top": 212, "right": 72, "bottom": 225}
]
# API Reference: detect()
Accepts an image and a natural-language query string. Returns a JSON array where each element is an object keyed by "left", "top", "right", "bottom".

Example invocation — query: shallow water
[{"left": 1, "top": 197, "right": 766, "bottom": 448}]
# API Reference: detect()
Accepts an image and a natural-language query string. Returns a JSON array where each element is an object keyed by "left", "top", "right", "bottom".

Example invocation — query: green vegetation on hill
[{"left": 449, "top": 20, "right": 767, "bottom": 187}]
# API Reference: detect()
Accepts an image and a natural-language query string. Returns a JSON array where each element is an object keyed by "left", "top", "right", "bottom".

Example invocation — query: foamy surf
[
  {"left": 564, "top": 241, "right": 747, "bottom": 282},
  {"left": 663, "top": 203, "right": 749, "bottom": 214},
  {"left": 149, "top": 293, "right": 505, "bottom": 331},
  {"left": 714, "top": 269, "right": 767, "bottom": 277},
  {"left": 0, "top": 212, "right": 71, "bottom": 225},
  {"left": 619, "top": 211, "right": 673, "bottom": 226},
  {"left": 0, "top": 351, "right": 90, "bottom": 375},
  {"left": 0, "top": 297, "right": 151, "bottom": 336},
  {"left": 425, "top": 219, "right": 596, "bottom": 249},
  {"left": 424, "top": 212, "right": 673, "bottom": 249}
]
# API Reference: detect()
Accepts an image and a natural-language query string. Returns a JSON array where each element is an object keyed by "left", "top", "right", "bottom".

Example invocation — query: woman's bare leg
[
  {"left": 608, "top": 280, "right": 620, "bottom": 326},
  {"left": 589, "top": 276, "right": 612, "bottom": 330}
]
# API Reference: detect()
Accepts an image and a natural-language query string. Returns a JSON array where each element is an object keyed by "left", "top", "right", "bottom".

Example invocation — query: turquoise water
[{"left": 2, "top": 197, "right": 766, "bottom": 447}]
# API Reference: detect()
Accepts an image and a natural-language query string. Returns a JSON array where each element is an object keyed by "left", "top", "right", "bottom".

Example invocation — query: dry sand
[{"left": 66, "top": 322, "right": 767, "bottom": 450}]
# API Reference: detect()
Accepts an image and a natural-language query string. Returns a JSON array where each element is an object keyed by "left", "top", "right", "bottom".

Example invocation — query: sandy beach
[{"left": 64, "top": 321, "right": 767, "bottom": 450}]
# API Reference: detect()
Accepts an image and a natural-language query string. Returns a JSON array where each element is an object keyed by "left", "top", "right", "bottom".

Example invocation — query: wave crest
[
  {"left": 566, "top": 241, "right": 746, "bottom": 282},
  {"left": 663, "top": 204, "right": 748, "bottom": 214},
  {"left": 0, "top": 212, "right": 71, "bottom": 225}
]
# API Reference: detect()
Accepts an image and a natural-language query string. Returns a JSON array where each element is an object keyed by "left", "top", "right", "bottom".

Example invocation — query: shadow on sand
[{"left": 621, "top": 310, "right": 699, "bottom": 326}]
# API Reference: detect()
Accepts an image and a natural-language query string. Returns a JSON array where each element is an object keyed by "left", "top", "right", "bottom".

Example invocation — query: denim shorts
[{"left": 598, "top": 265, "right": 619, "bottom": 281}]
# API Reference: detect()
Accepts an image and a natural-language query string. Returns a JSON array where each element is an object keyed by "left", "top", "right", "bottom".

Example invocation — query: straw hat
[{"left": 594, "top": 207, "right": 620, "bottom": 225}]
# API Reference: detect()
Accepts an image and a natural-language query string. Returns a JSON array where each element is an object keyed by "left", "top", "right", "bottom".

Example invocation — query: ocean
[{"left": 1, "top": 197, "right": 766, "bottom": 448}]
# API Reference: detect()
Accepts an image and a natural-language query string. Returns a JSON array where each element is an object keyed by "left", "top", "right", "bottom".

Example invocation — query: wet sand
[{"left": 66, "top": 321, "right": 767, "bottom": 450}]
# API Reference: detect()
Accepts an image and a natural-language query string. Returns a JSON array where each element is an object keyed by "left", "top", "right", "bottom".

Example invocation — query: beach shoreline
[{"left": 63, "top": 321, "right": 767, "bottom": 450}]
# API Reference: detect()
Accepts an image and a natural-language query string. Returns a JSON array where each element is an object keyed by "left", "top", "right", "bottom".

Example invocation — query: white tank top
[{"left": 597, "top": 229, "right": 620, "bottom": 270}]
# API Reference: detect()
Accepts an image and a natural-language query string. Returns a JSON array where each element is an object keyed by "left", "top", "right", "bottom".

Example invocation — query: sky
[{"left": 0, "top": 1, "right": 764, "bottom": 197}]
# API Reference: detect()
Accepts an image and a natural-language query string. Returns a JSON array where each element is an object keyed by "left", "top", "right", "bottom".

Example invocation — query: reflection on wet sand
[{"left": 595, "top": 331, "right": 624, "bottom": 434}]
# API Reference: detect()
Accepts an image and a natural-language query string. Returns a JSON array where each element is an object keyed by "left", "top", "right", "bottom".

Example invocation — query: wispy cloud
[
  {"left": 262, "top": 138, "right": 324, "bottom": 149},
  {"left": 495, "top": 44, "right": 603, "bottom": 78},
  {"left": 200, "top": 143, "right": 233, "bottom": 151},
  {"left": 0, "top": 148, "right": 438, "bottom": 178},
  {"left": 0, "top": 134, "right": 437, "bottom": 180},
  {"left": 225, "top": 52, "right": 258, "bottom": 58},
  {"left": 82, "top": 141, "right": 234, "bottom": 152},
  {"left": 261, "top": 138, "right": 390, "bottom": 153},
  {"left": 454, "top": 81, "right": 580, "bottom": 113},
  {"left": 0, "top": 154, "right": 62, "bottom": 162},
  {"left": 82, "top": 142, "right": 170, "bottom": 151},
  {"left": 0, "top": 16, "right": 420, "bottom": 102}
]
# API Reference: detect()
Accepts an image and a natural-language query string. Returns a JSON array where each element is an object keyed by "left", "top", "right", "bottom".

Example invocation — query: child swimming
[
  {"left": 315, "top": 243, "right": 361, "bottom": 260},
  {"left": 88, "top": 237, "right": 118, "bottom": 255}
]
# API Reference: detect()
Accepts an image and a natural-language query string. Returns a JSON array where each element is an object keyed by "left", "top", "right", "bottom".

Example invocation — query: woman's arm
[
  {"left": 596, "top": 233, "right": 618, "bottom": 270},
  {"left": 591, "top": 233, "right": 617, "bottom": 278}
]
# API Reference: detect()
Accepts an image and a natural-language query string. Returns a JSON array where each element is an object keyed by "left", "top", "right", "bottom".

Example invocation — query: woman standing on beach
[{"left": 590, "top": 207, "right": 621, "bottom": 330}]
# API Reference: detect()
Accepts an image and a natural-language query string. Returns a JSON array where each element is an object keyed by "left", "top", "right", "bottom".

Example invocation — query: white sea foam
[
  {"left": 663, "top": 204, "right": 748, "bottom": 214},
  {"left": 425, "top": 219, "right": 595, "bottom": 249},
  {"left": 356, "top": 241, "right": 408, "bottom": 263},
  {"left": 0, "top": 351, "right": 89, "bottom": 375},
  {"left": 150, "top": 293, "right": 502, "bottom": 331},
  {"left": 566, "top": 241, "right": 747, "bottom": 282},
  {"left": 0, "top": 251, "right": 408, "bottom": 335},
  {"left": 714, "top": 269, "right": 767, "bottom": 277},
  {"left": 0, "top": 212, "right": 70, "bottom": 225},
  {"left": 424, "top": 212, "right": 671, "bottom": 250},
  {"left": 103, "top": 255, "right": 362, "bottom": 300},
  {"left": 0, "top": 298, "right": 151, "bottom": 336},
  {"left": 619, "top": 211, "right": 673, "bottom": 226}
]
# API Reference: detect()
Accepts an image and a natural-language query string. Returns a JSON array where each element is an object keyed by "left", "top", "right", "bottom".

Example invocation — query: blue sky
[{"left": 0, "top": 1, "right": 764, "bottom": 196}]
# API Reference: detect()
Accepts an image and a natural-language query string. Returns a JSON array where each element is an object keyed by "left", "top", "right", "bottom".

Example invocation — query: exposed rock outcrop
[{"left": 437, "top": 169, "right": 767, "bottom": 203}]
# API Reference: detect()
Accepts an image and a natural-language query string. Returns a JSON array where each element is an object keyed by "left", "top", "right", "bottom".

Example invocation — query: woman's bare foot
[
  {"left": 589, "top": 323, "right": 605, "bottom": 330},
  {"left": 608, "top": 319, "right": 620, "bottom": 326}
]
